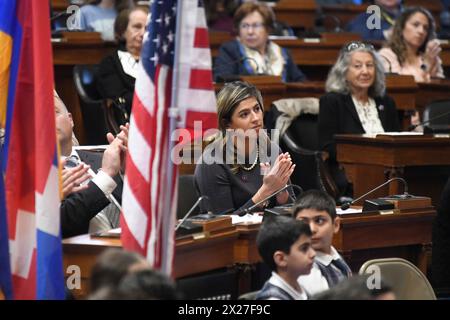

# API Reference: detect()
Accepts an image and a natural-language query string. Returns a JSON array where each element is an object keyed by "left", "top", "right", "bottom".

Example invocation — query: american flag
[
  {"left": 120, "top": 0, "right": 216, "bottom": 274},
  {"left": 0, "top": 0, "right": 64, "bottom": 299}
]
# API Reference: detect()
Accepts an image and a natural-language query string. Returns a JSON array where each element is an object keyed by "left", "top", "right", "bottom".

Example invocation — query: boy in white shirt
[
  {"left": 256, "top": 215, "right": 316, "bottom": 300},
  {"left": 295, "top": 190, "right": 352, "bottom": 296}
]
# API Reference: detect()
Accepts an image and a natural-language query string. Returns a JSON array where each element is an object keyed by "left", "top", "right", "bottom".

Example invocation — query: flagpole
[{"left": 163, "top": 0, "right": 183, "bottom": 274}]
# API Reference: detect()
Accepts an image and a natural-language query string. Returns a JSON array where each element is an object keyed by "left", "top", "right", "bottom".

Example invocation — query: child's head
[
  {"left": 292, "top": 190, "right": 340, "bottom": 254},
  {"left": 256, "top": 215, "right": 315, "bottom": 277}
]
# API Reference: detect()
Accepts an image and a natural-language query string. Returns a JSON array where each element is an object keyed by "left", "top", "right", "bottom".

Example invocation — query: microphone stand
[
  {"left": 409, "top": 109, "right": 450, "bottom": 131},
  {"left": 237, "top": 184, "right": 303, "bottom": 216},
  {"left": 175, "top": 196, "right": 210, "bottom": 231},
  {"left": 341, "top": 177, "right": 409, "bottom": 210}
]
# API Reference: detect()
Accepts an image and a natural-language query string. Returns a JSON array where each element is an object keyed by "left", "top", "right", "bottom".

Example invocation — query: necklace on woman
[{"left": 241, "top": 147, "right": 259, "bottom": 171}]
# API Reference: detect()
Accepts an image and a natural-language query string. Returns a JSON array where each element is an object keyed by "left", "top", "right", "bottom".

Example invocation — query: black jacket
[
  {"left": 318, "top": 92, "right": 400, "bottom": 162},
  {"left": 96, "top": 51, "right": 135, "bottom": 114},
  {"left": 61, "top": 182, "right": 110, "bottom": 238}
]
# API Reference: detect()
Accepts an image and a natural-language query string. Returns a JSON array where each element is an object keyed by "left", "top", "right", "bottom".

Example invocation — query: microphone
[
  {"left": 380, "top": 54, "right": 395, "bottom": 75},
  {"left": 214, "top": 56, "right": 262, "bottom": 82},
  {"left": 408, "top": 109, "right": 450, "bottom": 131},
  {"left": 236, "top": 184, "right": 303, "bottom": 216},
  {"left": 340, "top": 177, "right": 410, "bottom": 210},
  {"left": 175, "top": 196, "right": 211, "bottom": 231}
]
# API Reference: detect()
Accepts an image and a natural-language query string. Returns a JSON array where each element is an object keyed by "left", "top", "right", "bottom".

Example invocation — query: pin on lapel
[{"left": 378, "top": 104, "right": 384, "bottom": 111}]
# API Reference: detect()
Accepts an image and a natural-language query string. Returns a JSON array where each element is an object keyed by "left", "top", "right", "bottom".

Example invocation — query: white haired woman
[{"left": 319, "top": 41, "right": 401, "bottom": 198}]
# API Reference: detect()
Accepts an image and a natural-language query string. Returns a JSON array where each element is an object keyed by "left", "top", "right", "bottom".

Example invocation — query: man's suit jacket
[
  {"left": 318, "top": 92, "right": 400, "bottom": 162},
  {"left": 61, "top": 149, "right": 123, "bottom": 238}
]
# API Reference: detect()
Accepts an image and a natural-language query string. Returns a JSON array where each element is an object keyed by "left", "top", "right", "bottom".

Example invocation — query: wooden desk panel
[
  {"left": 273, "top": 0, "right": 317, "bottom": 29},
  {"left": 416, "top": 79, "right": 450, "bottom": 111},
  {"left": 63, "top": 229, "right": 238, "bottom": 298},
  {"left": 63, "top": 203, "right": 435, "bottom": 298},
  {"left": 336, "top": 134, "right": 450, "bottom": 205}
]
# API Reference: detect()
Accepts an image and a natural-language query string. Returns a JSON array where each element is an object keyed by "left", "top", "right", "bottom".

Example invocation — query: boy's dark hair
[
  {"left": 116, "top": 269, "right": 180, "bottom": 300},
  {"left": 292, "top": 190, "right": 337, "bottom": 220},
  {"left": 312, "top": 275, "right": 394, "bottom": 300},
  {"left": 89, "top": 248, "right": 145, "bottom": 293},
  {"left": 256, "top": 215, "right": 312, "bottom": 271}
]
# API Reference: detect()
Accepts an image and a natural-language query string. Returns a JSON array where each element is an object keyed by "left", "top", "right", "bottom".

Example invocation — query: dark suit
[
  {"left": 61, "top": 182, "right": 110, "bottom": 238},
  {"left": 213, "top": 40, "right": 306, "bottom": 83},
  {"left": 61, "top": 150, "right": 123, "bottom": 238},
  {"left": 318, "top": 92, "right": 400, "bottom": 196}
]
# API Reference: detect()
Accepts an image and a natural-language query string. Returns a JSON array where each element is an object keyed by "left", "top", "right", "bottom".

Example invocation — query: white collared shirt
[
  {"left": 117, "top": 50, "right": 139, "bottom": 79},
  {"left": 267, "top": 272, "right": 308, "bottom": 300},
  {"left": 62, "top": 149, "right": 120, "bottom": 233},
  {"left": 351, "top": 96, "right": 385, "bottom": 135},
  {"left": 298, "top": 246, "right": 344, "bottom": 296},
  {"left": 63, "top": 148, "right": 117, "bottom": 197}
]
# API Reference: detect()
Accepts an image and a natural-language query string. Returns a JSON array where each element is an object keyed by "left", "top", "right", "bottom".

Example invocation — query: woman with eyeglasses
[
  {"left": 319, "top": 42, "right": 400, "bottom": 198},
  {"left": 378, "top": 7, "right": 444, "bottom": 82},
  {"left": 213, "top": 2, "right": 306, "bottom": 83}
]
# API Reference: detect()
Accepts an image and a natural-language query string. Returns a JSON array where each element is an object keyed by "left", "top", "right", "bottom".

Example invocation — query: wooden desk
[
  {"left": 416, "top": 79, "right": 450, "bottom": 111},
  {"left": 335, "top": 206, "right": 435, "bottom": 274},
  {"left": 322, "top": 4, "right": 366, "bottom": 28},
  {"left": 63, "top": 227, "right": 238, "bottom": 298},
  {"left": 214, "top": 76, "right": 286, "bottom": 111},
  {"left": 336, "top": 134, "right": 450, "bottom": 206},
  {"left": 53, "top": 34, "right": 116, "bottom": 144},
  {"left": 273, "top": 0, "right": 317, "bottom": 30},
  {"left": 64, "top": 202, "right": 435, "bottom": 298}
]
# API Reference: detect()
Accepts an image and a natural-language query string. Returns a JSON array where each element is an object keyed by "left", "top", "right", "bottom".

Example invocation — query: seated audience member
[
  {"left": 256, "top": 215, "right": 315, "bottom": 300},
  {"left": 115, "top": 269, "right": 179, "bottom": 300},
  {"left": 213, "top": 2, "right": 306, "bottom": 82},
  {"left": 55, "top": 93, "right": 128, "bottom": 238},
  {"left": 432, "top": 176, "right": 450, "bottom": 295},
  {"left": 294, "top": 190, "right": 352, "bottom": 296},
  {"left": 88, "top": 248, "right": 150, "bottom": 298},
  {"left": 346, "top": 0, "right": 402, "bottom": 41},
  {"left": 194, "top": 81, "right": 295, "bottom": 215},
  {"left": 378, "top": 7, "right": 445, "bottom": 82},
  {"left": 78, "top": 0, "right": 133, "bottom": 41},
  {"left": 312, "top": 275, "right": 396, "bottom": 300},
  {"left": 96, "top": 6, "right": 148, "bottom": 119},
  {"left": 319, "top": 41, "right": 400, "bottom": 197},
  {"left": 204, "top": 0, "right": 239, "bottom": 33}
]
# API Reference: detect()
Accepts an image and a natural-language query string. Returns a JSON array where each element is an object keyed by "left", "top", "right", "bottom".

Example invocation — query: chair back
[
  {"left": 177, "top": 174, "right": 200, "bottom": 219},
  {"left": 73, "top": 65, "right": 108, "bottom": 144},
  {"left": 423, "top": 99, "right": 450, "bottom": 133},
  {"left": 73, "top": 65, "right": 103, "bottom": 104},
  {"left": 359, "top": 258, "right": 437, "bottom": 300},
  {"left": 266, "top": 98, "right": 338, "bottom": 198}
]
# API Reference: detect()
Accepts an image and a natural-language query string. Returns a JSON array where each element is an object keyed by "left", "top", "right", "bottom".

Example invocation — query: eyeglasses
[
  {"left": 344, "top": 41, "right": 375, "bottom": 52},
  {"left": 239, "top": 22, "right": 265, "bottom": 30}
]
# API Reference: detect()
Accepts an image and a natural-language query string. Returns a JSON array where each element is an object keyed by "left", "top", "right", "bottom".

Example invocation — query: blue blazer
[{"left": 213, "top": 40, "right": 306, "bottom": 83}]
